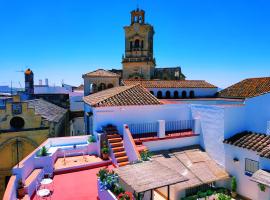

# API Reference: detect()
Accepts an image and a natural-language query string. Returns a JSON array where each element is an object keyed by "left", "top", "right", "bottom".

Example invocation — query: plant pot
[
  {"left": 231, "top": 191, "right": 237, "bottom": 198},
  {"left": 17, "top": 187, "right": 25, "bottom": 198},
  {"left": 103, "top": 153, "right": 109, "bottom": 160}
]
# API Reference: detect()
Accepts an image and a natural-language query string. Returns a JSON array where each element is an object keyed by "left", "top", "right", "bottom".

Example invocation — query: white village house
[{"left": 83, "top": 77, "right": 270, "bottom": 200}]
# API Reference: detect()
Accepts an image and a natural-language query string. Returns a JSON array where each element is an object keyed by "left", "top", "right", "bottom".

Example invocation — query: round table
[{"left": 41, "top": 178, "right": 53, "bottom": 185}]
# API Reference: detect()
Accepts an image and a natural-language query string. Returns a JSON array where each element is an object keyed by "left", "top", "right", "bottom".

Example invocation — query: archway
[
  {"left": 91, "top": 83, "right": 97, "bottom": 93},
  {"left": 165, "top": 91, "right": 171, "bottom": 99},
  {"left": 182, "top": 91, "right": 187, "bottom": 98},
  {"left": 98, "top": 83, "right": 106, "bottom": 91},
  {"left": 150, "top": 91, "right": 154, "bottom": 95},
  {"left": 107, "top": 83, "right": 114, "bottom": 89},
  {"left": 174, "top": 91, "right": 179, "bottom": 99},
  {"left": 190, "top": 91, "right": 195, "bottom": 98},
  {"left": 10, "top": 117, "right": 25, "bottom": 129},
  {"left": 157, "top": 91, "right": 162, "bottom": 99},
  {"left": 134, "top": 39, "right": 140, "bottom": 48}
]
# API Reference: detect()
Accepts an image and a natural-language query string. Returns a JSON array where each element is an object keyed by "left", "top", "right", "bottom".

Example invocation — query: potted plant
[
  {"left": 258, "top": 183, "right": 266, "bottom": 192},
  {"left": 38, "top": 146, "right": 48, "bottom": 157},
  {"left": 17, "top": 179, "right": 25, "bottom": 198},
  {"left": 97, "top": 168, "right": 109, "bottom": 182},
  {"left": 231, "top": 176, "right": 237, "bottom": 198},
  {"left": 102, "top": 146, "right": 110, "bottom": 160},
  {"left": 88, "top": 135, "right": 96, "bottom": 143},
  {"left": 140, "top": 150, "right": 152, "bottom": 161}
]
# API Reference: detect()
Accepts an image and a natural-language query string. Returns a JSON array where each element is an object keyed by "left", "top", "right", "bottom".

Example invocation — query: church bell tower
[{"left": 122, "top": 9, "right": 155, "bottom": 80}]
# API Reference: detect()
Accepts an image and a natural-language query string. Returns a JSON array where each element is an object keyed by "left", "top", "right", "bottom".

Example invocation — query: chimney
[
  {"left": 45, "top": 78, "right": 49, "bottom": 86},
  {"left": 39, "top": 79, "right": 43, "bottom": 86}
]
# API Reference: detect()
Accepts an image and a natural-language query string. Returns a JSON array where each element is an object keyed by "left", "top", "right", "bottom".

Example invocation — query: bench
[{"left": 24, "top": 168, "right": 44, "bottom": 197}]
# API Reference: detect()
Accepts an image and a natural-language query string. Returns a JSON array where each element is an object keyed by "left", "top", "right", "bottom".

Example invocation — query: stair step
[
  {"left": 112, "top": 147, "right": 124, "bottom": 153},
  {"left": 107, "top": 134, "right": 121, "bottom": 139},
  {"left": 110, "top": 142, "right": 123, "bottom": 148},
  {"left": 117, "top": 156, "right": 128, "bottom": 163},
  {"left": 114, "top": 151, "right": 126, "bottom": 158},
  {"left": 108, "top": 138, "right": 122, "bottom": 143},
  {"left": 119, "top": 161, "right": 129, "bottom": 167}
]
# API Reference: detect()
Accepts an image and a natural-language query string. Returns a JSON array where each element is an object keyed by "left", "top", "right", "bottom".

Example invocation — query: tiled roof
[
  {"left": 26, "top": 99, "right": 67, "bottom": 122},
  {"left": 123, "top": 80, "right": 217, "bottom": 88},
  {"left": 82, "top": 69, "right": 120, "bottom": 78},
  {"left": 219, "top": 77, "right": 270, "bottom": 98},
  {"left": 223, "top": 131, "right": 270, "bottom": 159},
  {"left": 83, "top": 84, "right": 162, "bottom": 107}
]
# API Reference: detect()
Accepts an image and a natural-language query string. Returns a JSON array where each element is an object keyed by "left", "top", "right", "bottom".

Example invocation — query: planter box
[{"left": 97, "top": 179, "right": 118, "bottom": 200}]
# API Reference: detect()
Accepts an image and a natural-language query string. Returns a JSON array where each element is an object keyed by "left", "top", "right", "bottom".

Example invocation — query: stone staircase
[{"left": 104, "top": 126, "right": 129, "bottom": 167}]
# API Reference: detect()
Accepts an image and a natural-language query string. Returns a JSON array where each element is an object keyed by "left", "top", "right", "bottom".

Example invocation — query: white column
[
  {"left": 158, "top": 120, "right": 165, "bottom": 138},
  {"left": 194, "top": 118, "right": 201, "bottom": 135}
]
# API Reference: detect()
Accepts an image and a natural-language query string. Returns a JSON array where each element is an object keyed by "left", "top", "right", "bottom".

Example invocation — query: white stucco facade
[{"left": 83, "top": 91, "right": 270, "bottom": 200}]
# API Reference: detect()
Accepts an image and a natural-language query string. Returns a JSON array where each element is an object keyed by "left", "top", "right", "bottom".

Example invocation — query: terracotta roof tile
[
  {"left": 82, "top": 69, "right": 120, "bottom": 78},
  {"left": 219, "top": 77, "right": 270, "bottom": 98},
  {"left": 123, "top": 80, "right": 217, "bottom": 88},
  {"left": 26, "top": 99, "right": 67, "bottom": 123},
  {"left": 224, "top": 131, "right": 270, "bottom": 159},
  {"left": 83, "top": 84, "right": 162, "bottom": 107}
]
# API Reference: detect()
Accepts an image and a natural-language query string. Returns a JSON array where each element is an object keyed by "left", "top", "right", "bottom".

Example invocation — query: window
[
  {"left": 130, "top": 41, "right": 133, "bottom": 50},
  {"left": 10, "top": 117, "right": 25, "bottom": 129},
  {"left": 245, "top": 158, "right": 259, "bottom": 175},
  {"left": 182, "top": 91, "right": 187, "bottom": 98},
  {"left": 12, "top": 103, "right": 22, "bottom": 114},
  {"left": 107, "top": 84, "right": 114, "bottom": 89},
  {"left": 157, "top": 91, "right": 162, "bottom": 99},
  {"left": 174, "top": 91, "right": 179, "bottom": 98},
  {"left": 141, "top": 40, "right": 144, "bottom": 48},
  {"left": 190, "top": 90, "right": 195, "bottom": 98},
  {"left": 165, "top": 91, "right": 171, "bottom": 99},
  {"left": 135, "top": 39, "right": 140, "bottom": 48}
]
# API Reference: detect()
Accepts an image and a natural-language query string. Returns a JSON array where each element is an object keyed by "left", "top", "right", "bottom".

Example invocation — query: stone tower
[
  {"left": 24, "top": 68, "right": 34, "bottom": 95},
  {"left": 122, "top": 9, "right": 155, "bottom": 80}
]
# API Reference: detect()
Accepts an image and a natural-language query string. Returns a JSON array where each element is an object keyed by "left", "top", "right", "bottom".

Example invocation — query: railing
[
  {"left": 128, "top": 122, "right": 158, "bottom": 138},
  {"left": 165, "top": 120, "right": 194, "bottom": 134}
]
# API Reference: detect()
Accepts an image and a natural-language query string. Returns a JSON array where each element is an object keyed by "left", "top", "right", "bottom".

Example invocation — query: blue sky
[{"left": 0, "top": 0, "right": 269, "bottom": 89}]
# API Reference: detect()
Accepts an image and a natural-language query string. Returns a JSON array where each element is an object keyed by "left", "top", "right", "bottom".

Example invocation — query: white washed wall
[
  {"left": 191, "top": 105, "right": 225, "bottom": 165},
  {"left": 91, "top": 104, "right": 191, "bottom": 134},
  {"left": 143, "top": 136, "right": 200, "bottom": 152},
  {"left": 224, "top": 106, "right": 246, "bottom": 139},
  {"left": 245, "top": 93, "right": 270, "bottom": 134},
  {"left": 224, "top": 144, "right": 270, "bottom": 200}
]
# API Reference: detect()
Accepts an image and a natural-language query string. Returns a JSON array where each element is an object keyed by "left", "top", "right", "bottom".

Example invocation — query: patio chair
[{"left": 36, "top": 181, "right": 51, "bottom": 200}]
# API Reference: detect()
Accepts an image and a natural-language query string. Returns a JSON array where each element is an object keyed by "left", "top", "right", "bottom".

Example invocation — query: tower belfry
[{"left": 122, "top": 9, "right": 155, "bottom": 80}]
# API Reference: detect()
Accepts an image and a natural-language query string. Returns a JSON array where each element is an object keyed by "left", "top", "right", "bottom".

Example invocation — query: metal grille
[{"left": 165, "top": 120, "right": 194, "bottom": 132}]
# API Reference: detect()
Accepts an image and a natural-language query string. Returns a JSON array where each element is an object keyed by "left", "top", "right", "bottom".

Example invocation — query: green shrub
[
  {"left": 206, "top": 189, "right": 214, "bottom": 196},
  {"left": 258, "top": 183, "right": 266, "bottom": 192},
  {"left": 217, "top": 193, "right": 231, "bottom": 200},
  {"left": 88, "top": 135, "right": 96, "bottom": 143},
  {"left": 140, "top": 150, "right": 152, "bottom": 161},
  {"left": 38, "top": 146, "right": 48, "bottom": 157},
  {"left": 97, "top": 168, "right": 109, "bottom": 182},
  {"left": 102, "top": 147, "right": 109, "bottom": 154},
  {"left": 197, "top": 190, "right": 207, "bottom": 198},
  {"left": 231, "top": 176, "right": 237, "bottom": 192},
  {"left": 113, "top": 185, "right": 125, "bottom": 196}
]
